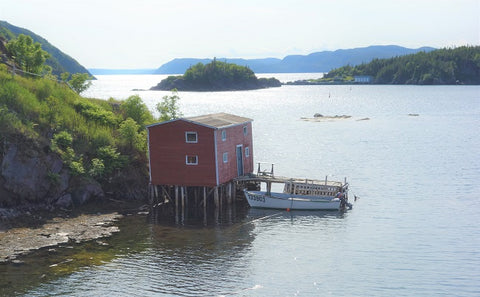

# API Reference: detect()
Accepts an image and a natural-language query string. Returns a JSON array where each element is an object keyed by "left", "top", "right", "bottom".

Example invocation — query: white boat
[
  {"left": 241, "top": 163, "right": 350, "bottom": 211},
  {"left": 244, "top": 190, "right": 343, "bottom": 210}
]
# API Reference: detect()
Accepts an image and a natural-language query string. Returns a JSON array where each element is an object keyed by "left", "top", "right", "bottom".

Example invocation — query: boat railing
[{"left": 284, "top": 181, "right": 340, "bottom": 196}]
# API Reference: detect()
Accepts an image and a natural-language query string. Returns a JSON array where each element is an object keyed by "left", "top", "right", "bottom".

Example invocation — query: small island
[{"left": 150, "top": 59, "right": 281, "bottom": 91}]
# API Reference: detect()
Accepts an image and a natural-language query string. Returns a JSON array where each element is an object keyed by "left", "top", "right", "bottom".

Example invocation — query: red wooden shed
[{"left": 147, "top": 112, "right": 254, "bottom": 188}]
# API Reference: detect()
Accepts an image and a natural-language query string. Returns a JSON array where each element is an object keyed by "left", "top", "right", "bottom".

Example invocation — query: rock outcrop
[
  {"left": 0, "top": 139, "right": 105, "bottom": 219},
  {"left": 1, "top": 143, "right": 69, "bottom": 204}
]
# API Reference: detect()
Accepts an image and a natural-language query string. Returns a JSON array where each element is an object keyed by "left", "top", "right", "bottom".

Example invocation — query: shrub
[
  {"left": 88, "top": 158, "right": 105, "bottom": 178},
  {"left": 120, "top": 95, "right": 153, "bottom": 128},
  {"left": 69, "top": 160, "right": 85, "bottom": 176},
  {"left": 97, "top": 145, "right": 126, "bottom": 175},
  {"left": 52, "top": 131, "right": 73, "bottom": 151}
]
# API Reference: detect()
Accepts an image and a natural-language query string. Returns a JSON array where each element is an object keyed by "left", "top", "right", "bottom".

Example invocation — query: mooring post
[{"left": 267, "top": 182, "right": 272, "bottom": 196}]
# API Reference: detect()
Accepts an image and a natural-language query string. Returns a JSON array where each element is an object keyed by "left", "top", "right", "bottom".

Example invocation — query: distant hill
[
  {"left": 0, "top": 20, "right": 92, "bottom": 77},
  {"left": 154, "top": 45, "right": 436, "bottom": 74}
]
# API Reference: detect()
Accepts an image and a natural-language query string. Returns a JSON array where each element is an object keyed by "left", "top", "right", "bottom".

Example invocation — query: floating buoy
[{"left": 286, "top": 208, "right": 290, "bottom": 212}]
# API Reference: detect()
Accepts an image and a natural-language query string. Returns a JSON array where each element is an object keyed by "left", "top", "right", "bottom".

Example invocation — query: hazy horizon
[{"left": 1, "top": 0, "right": 478, "bottom": 69}]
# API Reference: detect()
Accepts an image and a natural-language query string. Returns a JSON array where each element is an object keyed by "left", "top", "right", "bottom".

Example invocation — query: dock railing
[{"left": 256, "top": 162, "right": 274, "bottom": 177}]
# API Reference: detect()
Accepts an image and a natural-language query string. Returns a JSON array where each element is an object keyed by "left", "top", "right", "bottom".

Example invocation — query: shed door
[{"left": 236, "top": 145, "right": 244, "bottom": 176}]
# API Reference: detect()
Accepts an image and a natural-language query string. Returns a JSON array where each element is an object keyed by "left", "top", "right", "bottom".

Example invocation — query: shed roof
[
  {"left": 147, "top": 112, "right": 252, "bottom": 129},
  {"left": 185, "top": 112, "right": 252, "bottom": 128}
]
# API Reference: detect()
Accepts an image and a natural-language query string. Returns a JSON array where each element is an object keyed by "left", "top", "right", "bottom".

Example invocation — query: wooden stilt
[
  {"left": 203, "top": 187, "right": 207, "bottom": 225},
  {"left": 175, "top": 186, "right": 179, "bottom": 222},
  {"left": 194, "top": 187, "right": 199, "bottom": 208},
  {"left": 232, "top": 182, "right": 237, "bottom": 203},
  {"left": 203, "top": 187, "right": 207, "bottom": 212},
  {"left": 227, "top": 182, "right": 233, "bottom": 205},
  {"left": 181, "top": 186, "right": 185, "bottom": 221},
  {"left": 214, "top": 186, "right": 219, "bottom": 209}
]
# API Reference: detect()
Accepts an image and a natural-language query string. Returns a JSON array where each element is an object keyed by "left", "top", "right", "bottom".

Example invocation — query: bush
[
  {"left": 88, "top": 158, "right": 105, "bottom": 178},
  {"left": 52, "top": 131, "right": 73, "bottom": 151},
  {"left": 97, "top": 145, "right": 126, "bottom": 175},
  {"left": 74, "top": 100, "right": 119, "bottom": 126},
  {"left": 69, "top": 160, "right": 85, "bottom": 176},
  {"left": 120, "top": 95, "right": 153, "bottom": 128}
]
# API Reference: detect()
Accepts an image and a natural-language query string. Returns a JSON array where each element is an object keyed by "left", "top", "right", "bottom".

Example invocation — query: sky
[{"left": 1, "top": 0, "right": 479, "bottom": 69}]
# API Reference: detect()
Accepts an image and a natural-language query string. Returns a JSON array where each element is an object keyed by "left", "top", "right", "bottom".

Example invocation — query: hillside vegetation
[
  {"left": 151, "top": 59, "right": 281, "bottom": 91},
  {"left": 323, "top": 46, "right": 480, "bottom": 84},
  {"left": 0, "top": 63, "right": 160, "bottom": 208},
  {"left": 0, "top": 20, "right": 91, "bottom": 77}
]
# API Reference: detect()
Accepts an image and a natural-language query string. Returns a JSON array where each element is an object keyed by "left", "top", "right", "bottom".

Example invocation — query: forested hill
[
  {"left": 150, "top": 59, "right": 281, "bottom": 91},
  {"left": 154, "top": 45, "right": 435, "bottom": 74},
  {"left": 0, "top": 20, "right": 91, "bottom": 77},
  {"left": 323, "top": 46, "right": 480, "bottom": 85}
]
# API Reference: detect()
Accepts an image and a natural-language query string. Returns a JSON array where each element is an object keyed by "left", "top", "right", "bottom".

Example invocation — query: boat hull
[{"left": 244, "top": 190, "right": 341, "bottom": 210}]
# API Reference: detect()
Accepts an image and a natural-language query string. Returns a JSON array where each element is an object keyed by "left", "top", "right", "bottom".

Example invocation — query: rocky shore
[{"left": 0, "top": 212, "right": 123, "bottom": 263}]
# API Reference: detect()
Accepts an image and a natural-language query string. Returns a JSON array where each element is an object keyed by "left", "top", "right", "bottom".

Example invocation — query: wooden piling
[
  {"left": 203, "top": 187, "right": 207, "bottom": 213},
  {"left": 181, "top": 186, "right": 185, "bottom": 220},
  {"left": 227, "top": 182, "right": 233, "bottom": 205},
  {"left": 214, "top": 186, "right": 219, "bottom": 209}
]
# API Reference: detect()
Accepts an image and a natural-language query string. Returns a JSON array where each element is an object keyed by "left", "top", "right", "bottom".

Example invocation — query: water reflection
[
  {"left": 2, "top": 202, "right": 351, "bottom": 296},
  {"left": 0, "top": 215, "right": 152, "bottom": 296},
  {"left": 247, "top": 208, "right": 347, "bottom": 221}
]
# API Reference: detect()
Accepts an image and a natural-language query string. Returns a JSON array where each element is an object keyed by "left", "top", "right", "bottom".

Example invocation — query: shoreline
[{"left": 0, "top": 200, "right": 148, "bottom": 263}]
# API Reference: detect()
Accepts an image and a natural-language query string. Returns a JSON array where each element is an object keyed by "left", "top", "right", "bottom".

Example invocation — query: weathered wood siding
[
  {"left": 148, "top": 120, "right": 217, "bottom": 187},
  {"left": 216, "top": 122, "right": 254, "bottom": 184}
]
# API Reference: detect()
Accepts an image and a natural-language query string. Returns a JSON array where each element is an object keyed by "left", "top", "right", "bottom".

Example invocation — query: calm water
[{"left": 3, "top": 74, "right": 480, "bottom": 296}]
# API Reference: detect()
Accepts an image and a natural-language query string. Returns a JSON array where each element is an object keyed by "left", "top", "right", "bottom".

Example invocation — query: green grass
[{"left": 0, "top": 66, "right": 152, "bottom": 181}]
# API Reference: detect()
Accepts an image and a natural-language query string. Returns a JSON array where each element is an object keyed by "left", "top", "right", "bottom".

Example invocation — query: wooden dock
[{"left": 148, "top": 162, "right": 347, "bottom": 222}]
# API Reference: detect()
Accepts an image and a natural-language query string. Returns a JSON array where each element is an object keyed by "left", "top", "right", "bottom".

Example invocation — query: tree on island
[{"left": 150, "top": 58, "right": 281, "bottom": 91}]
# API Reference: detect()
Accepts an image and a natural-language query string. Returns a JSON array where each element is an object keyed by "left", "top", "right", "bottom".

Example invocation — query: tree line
[{"left": 323, "top": 46, "right": 480, "bottom": 84}]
